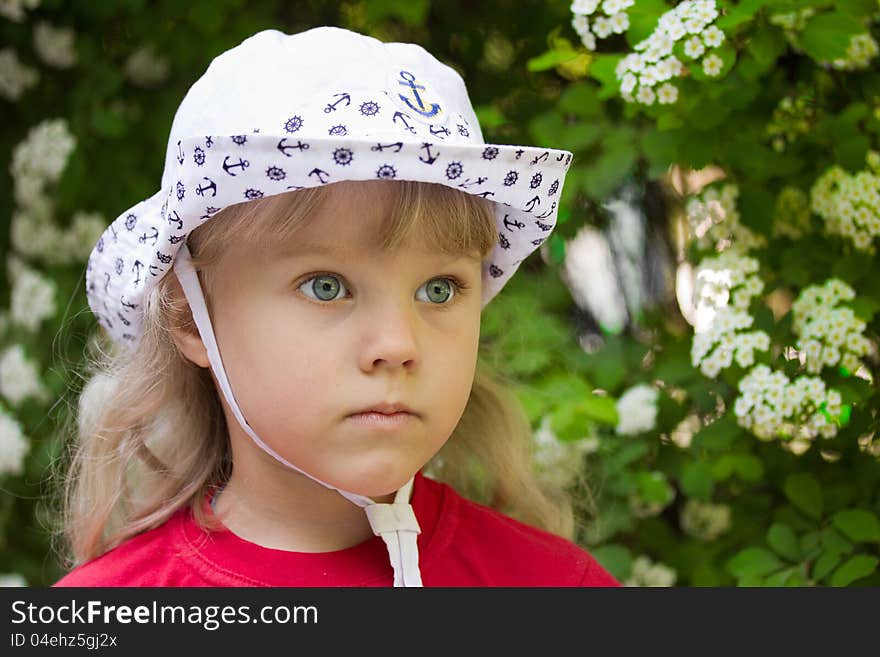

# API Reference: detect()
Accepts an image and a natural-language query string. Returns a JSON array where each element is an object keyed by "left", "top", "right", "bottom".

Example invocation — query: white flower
[
  {"left": 10, "top": 118, "right": 76, "bottom": 207},
  {"left": 123, "top": 45, "right": 170, "bottom": 87},
  {"left": 680, "top": 499, "right": 732, "bottom": 541},
  {"left": 10, "top": 266, "right": 56, "bottom": 331},
  {"left": 593, "top": 16, "right": 613, "bottom": 38},
  {"left": 0, "top": 345, "right": 44, "bottom": 406},
  {"left": 620, "top": 72, "right": 637, "bottom": 94},
  {"left": 615, "top": 384, "right": 659, "bottom": 435},
  {"left": 702, "top": 53, "right": 723, "bottom": 76},
  {"left": 635, "top": 85, "right": 656, "bottom": 105},
  {"left": 572, "top": 14, "right": 591, "bottom": 36},
  {"left": 657, "top": 83, "right": 678, "bottom": 104},
  {"left": 703, "top": 25, "right": 725, "bottom": 48},
  {"left": 610, "top": 12, "right": 629, "bottom": 33},
  {"left": 0, "top": 407, "right": 29, "bottom": 476},
  {"left": 0, "top": 47, "right": 38, "bottom": 101},
  {"left": 0, "top": 573, "right": 28, "bottom": 586},
  {"left": 684, "top": 36, "right": 705, "bottom": 59},
  {"left": 602, "top": 0, "right": 625, "bottom": 14},
  {"left": 532, "top": 416, "right": 597, "bottom": 489},
  {"left": 0, "top": 0, "right": 40, "bottom": 23},
  {"left": 571, "top": 0, "right": 600, "bottom": 15},
  {"left": 33, "top": 21, "right": 77, "bottom": 69},
  {"left": 625, "top": 556, "right": 677, "bottom": 587},
  {"left": 580, "top": 31, "right": 597, "bottom": 50}
]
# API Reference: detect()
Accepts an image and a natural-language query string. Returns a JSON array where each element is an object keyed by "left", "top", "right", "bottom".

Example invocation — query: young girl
[{"left": 53, "top": 26, "right": 618, "bottom": 587}]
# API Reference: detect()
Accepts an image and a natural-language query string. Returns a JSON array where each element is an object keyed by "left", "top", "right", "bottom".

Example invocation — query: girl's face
[{"left": 199, "top": 182, "right": 483, "bottom": 498}]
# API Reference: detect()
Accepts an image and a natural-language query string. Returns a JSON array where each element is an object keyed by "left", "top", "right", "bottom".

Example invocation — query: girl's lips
[{"left": 347, "top": 411, "right": 417, "bottom": 429}]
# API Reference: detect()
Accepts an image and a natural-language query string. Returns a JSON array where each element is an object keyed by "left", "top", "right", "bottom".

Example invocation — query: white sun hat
[{"left": 85, "top": 26, "right": 573, "bottom": 587}]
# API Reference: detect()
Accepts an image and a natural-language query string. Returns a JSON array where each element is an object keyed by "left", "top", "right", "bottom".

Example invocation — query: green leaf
[
  {"left": 820, "top": 527, "right": 855, "bottom": 555},
  {"left": 784, "top": 473, "right": 824, "bottom": 520},
  {"left": 527, "top": 47, "right": 579, "bottom": 72},
  {"left": 832, "top": 510, "right": 880, "bottom": 543},
  {"left": 734, "top": 453, "right": 764, "bottom": 482},
  {"left": 591, "top": 544, "right": 633, "bottom": 581},
  {"left": 767, "top": 524, "right": 801, "bottom": 562},
  {"left": 764, "top": 567, "right": 796, "bottom": 587},
  {"left": 681, "top": 461, "right": 715, "bottom": 500},
  {"left": 727, "top": 547, "right": 784, "bottom": 579},
  {"left": 801, "top": 10, "right": 866, "bottom": 62},
  {"left": 812, "top": 550, "right": 843, "bottom": 582},
  {"left": 831, "top": 251, "right": 874, "bottom": 284},
  {"left": 830, "top": 555, "right": 879, "bottom": 586},
  {"left": 558, "top": 83, "right": 603, "bottom": 119},
  {"left": 578, "top": 393, "right": 619, "bottom": 426},
  {"left": 625, "top": 0, "right": 669, "bottom": 46},
  {"left": 692, "top": 415, "right": 741, "bottom": 451},
  {"left": 637, "top": 471, "right": 675, "bottom": 506},
  {"left": 747, "top": 25, "right": 787, "bottom": 67}
]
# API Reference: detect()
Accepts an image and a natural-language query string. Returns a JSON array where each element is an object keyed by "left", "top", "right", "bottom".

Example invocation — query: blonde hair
[{"left": 54, "top": 180, "right": 575, "bottom": 568}]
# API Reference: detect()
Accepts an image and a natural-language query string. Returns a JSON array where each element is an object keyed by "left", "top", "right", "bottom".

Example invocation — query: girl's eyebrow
[{"left": 273, "top": 241, "right": 482, "bottom": 262}]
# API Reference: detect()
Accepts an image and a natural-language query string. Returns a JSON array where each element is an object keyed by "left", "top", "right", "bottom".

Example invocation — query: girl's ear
[{"left": 165, "top": 271, "right": 211, "bottom": 369}]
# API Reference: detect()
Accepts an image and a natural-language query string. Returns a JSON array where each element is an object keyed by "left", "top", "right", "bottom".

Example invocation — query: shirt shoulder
[
  {"left": 420, "top": 476, "right": 619, "bottom": 587},
  {"left": 53, "top": 508, "right": 209, "bottom": 587}
]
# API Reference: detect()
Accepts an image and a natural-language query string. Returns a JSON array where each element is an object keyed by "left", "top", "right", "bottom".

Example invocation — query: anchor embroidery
[
  {"left": 396, "top": 71, "right": 441, "bottom": 118},
  {"left": 222, "top": 156, "right": 249, "bottom": 176},
  {"left": 110, "top": 225, "right": 118, "bottom": 242},
  {"left": 530, "top": 151, "right": 549, "bottom": 166},
  {"left": 371, "top": 142, "right": 404, "bottom": 153},
  {"left": 532, "top": 238, "right": 546, "bottom": 246},
  {"left": 535, "top": 220, "right": 553, "bottom": 231},
  {"left": 176, "top": 140, "right": 184, "bottom": 165},
  {"left": 205, "top": 136, "right": 214, "bottom": 148},
  {"left": 324, "top": 92, "right": 351, "bottom": 113},
  {"left": 121, "top": 296, "right": 139, "bottom": 311},
  {"left": 503, "top": 215, "right": 525, "bottom": 231},
  {"left": 556, "top": 152, "right": 566, "bottom": 161},
  {"left": 476, "top": 191, "right": 495, "bottom": 199},
  {"left": 429, "top": 125, "right": 450, "bottom": 139},
  {"left": 309, "top": 168, "right": 330, "bottom": 184},
  {"left": 167, "top": 210, "right": 183, "bottom": 230},
  {"left": 132, "top": 260, "right": 144, "bottom": 287},
  {"left": 524, "top": 196, "right": 541, "bottom": 212},
  {"left": 138, "top": 227, "right": 159, "bottom": 246},
  {"left": 515, "top": 149, "right": 524, "bottom": 160},
  {"left": 277, "top": 139, "right": 310, "bottom": 157},
  {"left": 419, "top": 142, "right": 439, "bottom": 164},
  {"left": 393, "top": 111, "right": 417, "bottom": 133},
  {"left": 457, "top": 176, "right": 488, "bottom": 189},
  {"left": 196, "top": 177, "right": 217, "bottom": 198},
  {"left": 535, "top": 201, "right": 557, "bottom": 219}
]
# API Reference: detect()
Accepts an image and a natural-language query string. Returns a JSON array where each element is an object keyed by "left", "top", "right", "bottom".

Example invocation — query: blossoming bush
[{"left": 1, "top": 0, "right": 878, "bottom": 587}]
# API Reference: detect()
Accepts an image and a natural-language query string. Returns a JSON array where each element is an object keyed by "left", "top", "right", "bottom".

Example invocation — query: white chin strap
[{"left": 173, "top": 244, "right": 422, "bottom": 587}]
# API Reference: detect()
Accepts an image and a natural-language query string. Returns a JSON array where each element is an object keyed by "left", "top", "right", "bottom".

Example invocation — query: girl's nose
[{"left": 358, "top": 299, "right": 420, "bottom": 372}]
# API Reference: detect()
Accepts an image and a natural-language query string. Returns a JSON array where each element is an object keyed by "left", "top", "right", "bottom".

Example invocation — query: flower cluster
[
  {"left": 810, "top": 151, "right": 880, "bottom": 252},
  {"left": 686, "top": 184, "right": 767, "bottom": 253},
  {"left": 9, "top": 262, "right": 57, "bottom": 332},
  {"left": 0, "top": 47, "right": 38, "bottom": 100},
  {"left": 624, "top": 556, "right": 677, "bottom": 587},
  {"left": 690, "top": 252, "right": 770, "bottom": 377},
  {"left": 0, "top": 344, "right": 45, "bottom": 407},
  {"left": 773, "top": 186, "right": 812, "bottom": 240},
  {"left": 829, "top": 33, "right": 879, "bottom": 71},
  {"left": 0, "top": 0, "right": 40, "bottom": 23},
  {"left": 791, "top": 279, "right": 872, "bottom": 375},
  {"left": 8, "top": 119, "right": 105, "bottom": 265},
  {"left": 33, "top": 21, "right": 77, "bottom": 69},
  {"left": 0, "top": 404, "right": 30, "bottom": 476},
  {"left": 124, "top": 45, "right": 170, "bottom": 87},
  {"left": 532, "top": 415, "right": 598, "bottom": 488},
  {"left": 570, "top": 0, "right": 635, "bottom": 51},
  {"left": 680, "top": 498, "right": 732, "bottom": 541},
  {"left": 612, "top": 0, "right": 725, "bottom": 106},
  {"left": 734, "top": 364, "right": 842, "bottom": 441},
  {"left": 614, "top": 383, "right": 659, "bottom": 436},
  {"left": 766, "top": 93, "right": 817, "bottom": 153}
]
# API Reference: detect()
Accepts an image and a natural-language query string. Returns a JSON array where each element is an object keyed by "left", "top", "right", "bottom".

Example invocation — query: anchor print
[
  {"left": 196, "top": 177, "right": 217, "bottom": 198},
  {"left": 393, "top": 111, "right": 417, "bottom": 134},
  {"left": 103, "top": 272, "right": 111, "bottom": 293},
  {"left": 138, "top": 227, "right": 159, "bottom": 246},
  {"left": 396, "top": 71, "right": 441, "bottom": 118},
  {"left": 499, "top": 233, "right": 510, "bottom": 250},
  {"left": 122, "top": 333, "right": 135, "bottom": 342},
  {"left": 199, "top": 207, "right": 221, "bottom": 221},
  {"left": 168, "top": 233, "right": 186, "bottom": 245},
  {"left": 167, "top": 210, "right": 183, "bottom": 230},
  {"left": 132, "top": 260, "right": 144, "bottom": 286},
  {"left": 530, "top": 151, "right": 549, "bottom": 166},
  {"left": 488, "top": 264, "right": 504, "bottom": 278},
  {"left": 222, "top": 156, "right": 250, "bottom": 176},
  {"left": 503, "top": 214, "right": 525, "bottom": 231},
  {"left": 309, "top": 168, "right": 330, "bottom": 184},
  {"left": 475, "top": 191, "right": 495, "bottom": 199},
  {"left": 535, "top": 220, "right": 553, "bottom": 231},
  {"left": 156, "top": 251, "right": 172, "bottom": 265},
  {"left": 419, "top": 143, "right": 439, "bottom": 164},
  {"left": 324, "top": 92, "right": 351, "bottom": 113},
  {"left": 371, "top": 142, "right": 404, "bottom": 153},
  {"left": 110, "top": 225, "right": 118, "bottom": 242},
  {"left": 535, "top": 201, "right": 557, "bottom": 219},
  {"left": 524, "top": 196, "right": 541, "bottom": 213},
  {"left": 457, "top": 176, "right": 488, "bottom": 189},
  {"left": 556, "top": 152, "right": 566, "bottom": 161},
  {"left": 149, "top": 263, "right": 163, "bottom": 277},
  {"left": 176, "top": 140, "right": 184, "bottom": 165},
  {"left": 120, "top": 296, "right": 139, "bottom": 311},
  {"left": 117, "top": 311, "right": 131, "bottom": 327},
  {"left": 277, "top": 138, "right": 310, "bottom": 157},
  {"left": 429, "top": 125, "right": 450, "bottom": 139},
  {"left": 205, "top": 136, "right": 214, "bottom": 148},
  {"left": 531, "top": 238, "right": 546, "bottom": 246},
  {"left": 515, "top": 149, "right": 524, "bottom": 160}
]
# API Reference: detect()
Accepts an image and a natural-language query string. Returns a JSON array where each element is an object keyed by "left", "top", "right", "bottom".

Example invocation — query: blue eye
[
  {"left": 300, "top": 274, "right": 348, "bottom": 301},
  {"left": 416, "top": 278, "right": 454, "bottom": 304}
]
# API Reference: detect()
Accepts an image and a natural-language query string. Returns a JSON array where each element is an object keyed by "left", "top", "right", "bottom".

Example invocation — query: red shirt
[{"left": 54, "top": 472, "right": 619, "bottom": 587}]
